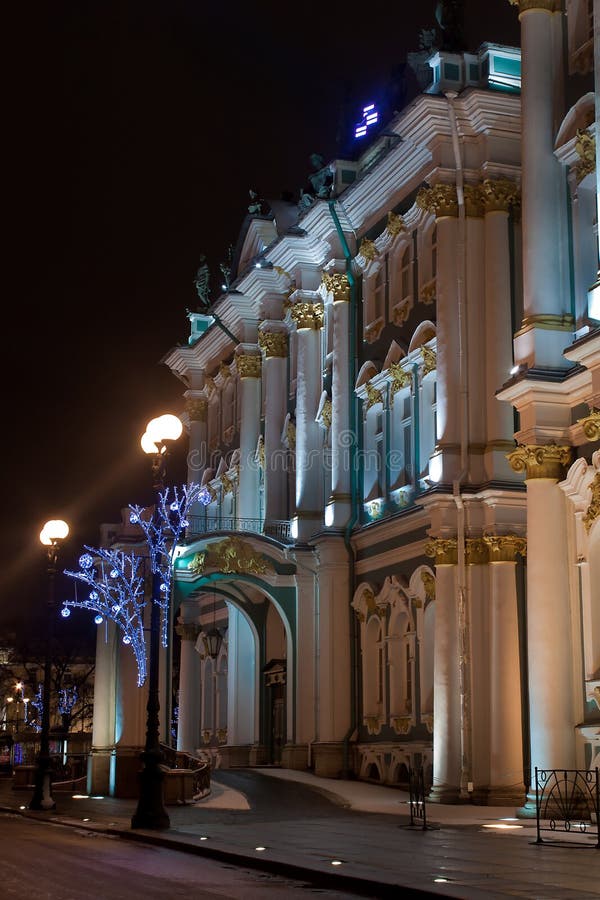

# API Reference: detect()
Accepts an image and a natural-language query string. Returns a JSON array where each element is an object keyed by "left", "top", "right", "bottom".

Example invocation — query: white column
[
  {"left": 486, "top": 537, "right": 527, "bottom": 804},
  {"left": 508, "top": 444, "right": 575, "bottom": 812},
  {"left": 589, "top": 0, "right": 600, "bottom": 317},
  {"left": 88, "top": 619, "right": 117, "bottom": 794},
  {"left": 175, "top": 620, "right": 202, "bottom": 753},
  {"left": 292, "top": 301, "right": 324, "bottom": 540},
  {"left": 483, "top": 182, "right": 520, "bottom": 481},
  {"left": 513, "top": 1, "right": 571, "bottom": 365},
  {"left": 428, "top": 541, "right": 461, "bottom": 802},
  {"left": 226, "top": 605, "right": 257, "bottom": 746},
  {"left": 259, "top": 325, "right": 288, "bottom": 527},
  {"left": 326, "top": 274, "right": 351, "bottom": 527},
  {"left": 235, "top": 347, "right": 262, "bottom": 521}
]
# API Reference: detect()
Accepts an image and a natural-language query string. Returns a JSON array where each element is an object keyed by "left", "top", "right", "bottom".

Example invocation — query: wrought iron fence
[
  {"left": 534, "top": 767, "right": 599, "bottom": 848},
  {"left": 408, "top": 766, "right": 429, "bottom": 829},
  {"left": 187, "top": 516, "right": 292, "bottom": 543}
]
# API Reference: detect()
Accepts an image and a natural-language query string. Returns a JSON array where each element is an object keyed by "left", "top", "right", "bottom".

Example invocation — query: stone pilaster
[{"left": 185, "top": 394, "right": 208, "bottom": 490}]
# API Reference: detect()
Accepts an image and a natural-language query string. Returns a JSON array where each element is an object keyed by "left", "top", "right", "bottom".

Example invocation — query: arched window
[
  {"left": 364, "top": 617, "right": 384, "bottom": 719},
  {"left": 389, "top": 609, "right": 413, "bottom": 717}
]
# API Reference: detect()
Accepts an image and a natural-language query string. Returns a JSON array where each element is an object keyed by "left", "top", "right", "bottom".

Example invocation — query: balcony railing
[{"left": 186, "top": 516, "right": 293, "bottom": 543}]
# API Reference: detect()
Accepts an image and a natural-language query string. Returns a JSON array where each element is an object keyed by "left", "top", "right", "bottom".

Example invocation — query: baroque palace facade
[{"left": 90, "top": 1, "right": 599, "bottom": 810}]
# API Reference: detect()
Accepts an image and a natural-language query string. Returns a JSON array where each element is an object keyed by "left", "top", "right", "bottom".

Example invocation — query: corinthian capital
[
  {"left": 507, "top": 443, "right": 573, "bottom": 480},
  {"left": 175, "top": 623, "right": 202, "bottom": 641},
  {"left": 235, "top": 353, "right": 262, "bottom": 379},
  {"left": 185, "top": 397, "right": 208, "bottom": 422},
  {"left": 578, "top": 409, "right": 600, "bottom": 442},
  {"left": 291, "top": 302, "right": 324, "bottom": 330},
  {"left": 258, "top": 330, "right": 288, "bottom": 358},
  {"left": 481, "top": 178, "right": 520, "bottom": 213},
  {"left": 508, "top": 0, "right": 560, "bottom": 11},
  {"left": 321, "top": 272, "right": 350, "bottom": 302},
  {"left": 425, "top": 538, "right": 458, "bottom": 566},
  {"left": 484, "top": 534, "right": 527, "bottom": 562},
  {"left": 417, "top": 184, "right": 458, "bottom": 218}
]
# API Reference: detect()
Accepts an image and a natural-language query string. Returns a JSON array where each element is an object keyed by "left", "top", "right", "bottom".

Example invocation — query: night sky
[{"left": 2, "top": 1, "right": 520, "bottom": 638}]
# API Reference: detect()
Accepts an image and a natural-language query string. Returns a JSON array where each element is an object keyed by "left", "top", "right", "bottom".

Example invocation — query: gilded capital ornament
[
  {"left": 421, "top": 345, "right": 436, "bottom": 375},
  {"left": 464, "top": 184, "right": 484, "bottom": 218},
  {"left": 484, "top": 534, "right": 527, "bottom": 562},
  {"left": 465, "top": 538, "right": 489, "bottom": 565},
  {"left": 583, "top": 473, "right": 600, "bottom": 533},
  {"left": 508, "top": 0, "right": 560, "bottom": 11},
  {"left": 507, "top": 443, "right": 573, "bottom": 480},
  {"left": 290, "top": 301, "right": 324, "bottom": 330},
  {"left": 420, "top": 570, "right": 435, "bottom": 602},
  {"left": 389, "top": 362, "right": 411, "bottom": 402},
  {"left": 578, "top": 409, "right": 600, "bottom": 442},
  {"left": 364, "top": 382, "right": 384, "bottom": 410},
  {"left": 358, "top": 238, "right": 378, "bottom": 262},
  {"left": 285, "top": 418, "right": 296, "bottom": 450},
  {"left": 220, "top": 473, "right": 235, "bottom": 495},
  {"left": 321, "top": 398, "right": 332, "bottom": 429},
  {"left": 321, "top": 272, "right": 350, "bottom": 302},
  {"left": 425, "top": 538, "right": 458, "bottom": 566},
  {"left": 572, "top": 130, "right": 596, "bottom": 184},
  {"left": 185, "top": 397, "right": 208, "bottom": 422},
  {"left": 236, "top": 353, "right": 262, "bottom": 378},
  {"left": 386, "top": 211, "right": 406, "bottom": 237},
  {"left": 416, "top": 184, "right": 458, "bottom": 218},
  {"left": 481, "top": 178, "right": 520, "bottom": 213},
  {"left": 175, "top": 622, "right": 202, "bottom": 641},
  {"left": 219, "top": 362, "right": 232, "bottom": 379},
  {"left": 258, "top": 330, "right": 288, "bottom": 358}
]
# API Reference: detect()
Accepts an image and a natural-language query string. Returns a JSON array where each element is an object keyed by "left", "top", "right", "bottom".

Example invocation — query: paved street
[{"left": 1, "top": 768, "right": 599, "bottom": 899}]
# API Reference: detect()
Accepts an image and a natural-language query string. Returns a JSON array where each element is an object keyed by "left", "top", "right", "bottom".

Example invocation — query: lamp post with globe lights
[
  {"left": 131, "top": 413, "right": 183, "bottom": 830},
  {"left": 29, "top": 518, "right": 69, "bottom": 811}
]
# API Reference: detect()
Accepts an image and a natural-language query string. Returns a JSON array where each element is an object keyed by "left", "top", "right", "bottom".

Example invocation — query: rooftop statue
[
  {"left": 307, "top": 153, "right": 334, "bottom": 200},
  {"left": 193, "top": 254, "right": 211, "bottom": 309},
  {"left": 248, "top": 189, "right": 265, "bottom": 215},
  {"left": 435, "top": 0, "right": 466, "bottom": 52}
]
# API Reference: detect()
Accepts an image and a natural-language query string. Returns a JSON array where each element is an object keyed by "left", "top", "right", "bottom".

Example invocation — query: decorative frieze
[
  {"left": 187, "top": 537, "right": 273, "bottom": 576},
  {"left": 290, "top": 302, "right": 324, "bottom": 330},
  {"left": 416, "top": 184, "right": 458, "bottom": 218},
  {"left": 235, "top": 353, "right": 262, "bottom": 379},
  {"left": 425, "top": 538, "right": 458, "bottom": 566},
  {"left": 258, "top": 330, "right": 288, "bottom": 358},
  {"left": 386, "top": 211, "right": 406, "bottom": 237},
  {"left": 578, "top": 409, "right": 600, "bottom": 442},
  {"left": 185, "top": 397, "right": 207, "bottom": 422},
  {"left": 484, "top": 534, "right": 527, "bottom": 562},
  {"left": 481, "top": 178, "right": 520, "bottom": 213},
  {"left": 507, "top": 443, "right": 574, "bottom": 480},
  {"left": 322, "top": 272, "right": 350, "bottom": 302}
]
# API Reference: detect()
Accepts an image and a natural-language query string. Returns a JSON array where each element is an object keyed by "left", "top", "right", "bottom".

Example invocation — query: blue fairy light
[
  {"left": 123, "top": 634, "right": 131, "bottom": 645},
  {"left": 129, "top": 512, "right": 139, "bottom": 524},
  {"left": 61, "top": 606, "right": 70, "bottom": 618},
  {"left": 79, "top": 553, "right": 94, "bottom": 569},
  {"left": 110, "top": 569, "right": 119, "bottom": 579},
  {"left": 160, "top": 583, "right": 168, "bottom": 593},
  {"left": 94, "top": 614, "right": 103, "bottom": 625},
  {"left": 89, "top": 590, "right": 99, "bottom": 601},
  {"left": 170, "top": 501, "right": 179, "bottom": 512}
]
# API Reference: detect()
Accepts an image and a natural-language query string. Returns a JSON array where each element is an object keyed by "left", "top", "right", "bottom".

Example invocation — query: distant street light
[
  {"left": 131, "top": 414, "right": 182, "bottom": 830},
  {"left": 30, "top": 518, "right": 69, "bottom": 810}
]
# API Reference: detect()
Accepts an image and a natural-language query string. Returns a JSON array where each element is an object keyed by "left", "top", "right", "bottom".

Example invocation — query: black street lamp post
[
  {"left": 131, "top": 414, "right": 182, "bottom": 830},
  {"left": 30, "top": 518, "right": 69, "bottom": 811}
]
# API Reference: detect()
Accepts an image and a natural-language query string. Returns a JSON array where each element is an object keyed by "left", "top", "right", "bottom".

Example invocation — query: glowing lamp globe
[
  {"left": 146, "top": 414, "right": 183, "bottom": 444},
  {"left": 140, "top": 431, "right": 159, "bottom": 455},
  {"left": 40, "top": 519, "right": 70, "bottom": 546}
]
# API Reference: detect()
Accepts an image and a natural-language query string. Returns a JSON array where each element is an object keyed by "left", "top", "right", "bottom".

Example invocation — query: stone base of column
[
  {"left": 87, "top": 748, "right": 113, "bottom": 796},
  {"left": 248, "top": 744, "right": 269, "bottom": 766},
  {"left": 428, "top": 782, "right": 461, "bottom": 804},
  {"left": 219, "top": 745, "right": 253, "bottom": 768},
  {"left": 473, "top": 784, "right": 527, "bottom": 807},
  {"left": 516, "top": 791, "right": 539, "bottom": 819},
  {"left": 111, "top": 747, "right": 144, "bottom": 798},
  {"left": 281, "top": 743, "right": 308, "bottom": 770},
  {"left": 312, "top": 742, "right": 347, "bottom": 778}
]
